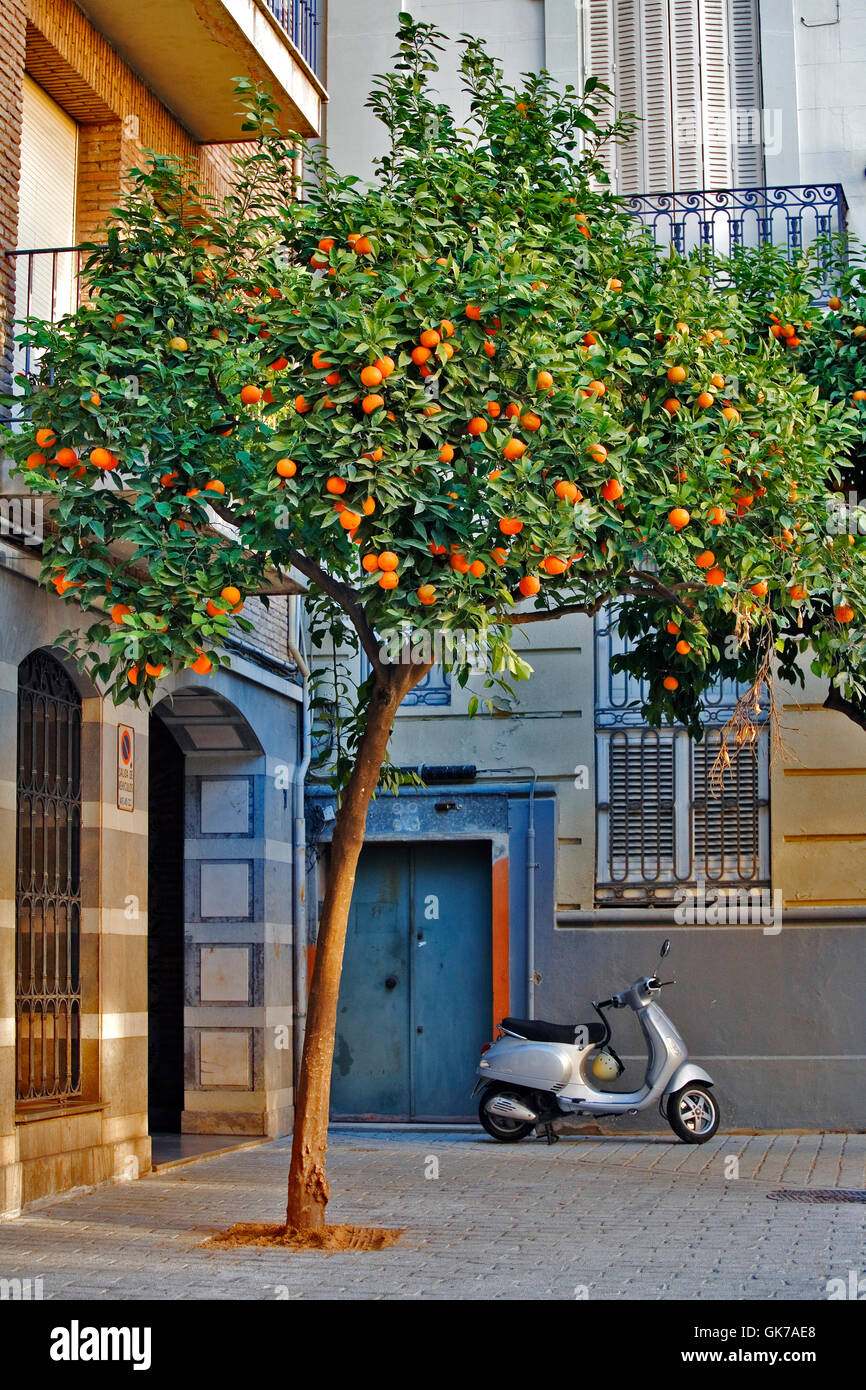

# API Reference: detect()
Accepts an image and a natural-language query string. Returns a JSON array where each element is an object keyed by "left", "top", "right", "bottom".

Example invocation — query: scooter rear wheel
[
  {"left": 478, "top": 1085, "right": 536, "bottom": 1143},
  {"left": 666, "top": 1083, "right": 720, "bottom": 1143}
]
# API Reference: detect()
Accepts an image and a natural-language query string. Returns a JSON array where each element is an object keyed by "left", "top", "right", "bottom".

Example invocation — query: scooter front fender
[{"left": 662, "top": 1062, "right": 714, "bottom": 1101}]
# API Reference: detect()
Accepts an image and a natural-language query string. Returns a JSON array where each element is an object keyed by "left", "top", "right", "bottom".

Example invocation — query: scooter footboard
[{"left": 662, "top": 1062, "right": 714, "bottom": 1100}]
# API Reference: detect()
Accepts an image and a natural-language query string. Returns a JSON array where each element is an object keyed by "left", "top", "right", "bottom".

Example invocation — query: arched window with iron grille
[{"left": 15, "top": 651, "right": 82, "bottom": 1101}]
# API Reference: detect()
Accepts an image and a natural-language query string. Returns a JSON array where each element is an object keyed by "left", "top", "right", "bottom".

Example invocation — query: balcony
[
  {"left": 625, "top": 183, "right": 848, "bottom": 286},
  {"left": 74, "top": 0, "right": 325, "bottom": 142}
]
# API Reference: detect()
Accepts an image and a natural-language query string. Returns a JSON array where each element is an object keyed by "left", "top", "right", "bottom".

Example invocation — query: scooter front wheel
[
  {"left": 666, "top": 1083, "right": 720, "bottom": 1144},
  {"left": 478, "top": 1085, "right": 536, "bottom": 1143}
]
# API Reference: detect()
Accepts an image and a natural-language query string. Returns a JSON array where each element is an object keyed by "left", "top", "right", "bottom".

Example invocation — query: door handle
[{"left": 385, "top": 976, "right": 398, "bottom": 990}]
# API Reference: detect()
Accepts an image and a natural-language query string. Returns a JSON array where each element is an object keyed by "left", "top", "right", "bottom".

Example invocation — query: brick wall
[
  {"left": 0, "top": 1, "right": 27, "bottom": 400},
  {"left": 243, "top": 595, "right": 290, "bottom": 666}
]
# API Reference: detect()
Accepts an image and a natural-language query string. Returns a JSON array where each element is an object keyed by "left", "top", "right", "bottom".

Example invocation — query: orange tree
[{"left": 5, "top": 16, "right": 865, "bottom": 1232}]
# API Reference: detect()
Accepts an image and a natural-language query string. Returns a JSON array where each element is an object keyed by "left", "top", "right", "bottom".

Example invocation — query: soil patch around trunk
[{"left": 202, "top": 1221, "right": 403, "bottom": 1252}]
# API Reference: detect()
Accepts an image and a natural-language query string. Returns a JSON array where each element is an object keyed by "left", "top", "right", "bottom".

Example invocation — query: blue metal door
[{"left": 330, "top": 842, "right": 492, "bottom": 1120}]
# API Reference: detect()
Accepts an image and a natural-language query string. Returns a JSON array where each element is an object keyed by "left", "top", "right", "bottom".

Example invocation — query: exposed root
[{"left": 201, "top": 1222, "right": 402, "bottom": 1252}]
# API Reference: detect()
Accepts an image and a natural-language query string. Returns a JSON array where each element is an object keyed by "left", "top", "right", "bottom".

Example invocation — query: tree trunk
[{"left": 285, "top": 665, "right": 415, "bottom": 1230}]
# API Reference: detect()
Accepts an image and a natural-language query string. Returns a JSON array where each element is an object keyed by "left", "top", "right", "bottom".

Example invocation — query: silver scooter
[{"left": 474, "top": 940, "right": 719, "bottom": 1144}]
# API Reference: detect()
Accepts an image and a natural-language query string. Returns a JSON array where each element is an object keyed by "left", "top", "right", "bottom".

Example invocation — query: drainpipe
[{"left": 287, "top": 598, "right": 312, "bottom": 1093}]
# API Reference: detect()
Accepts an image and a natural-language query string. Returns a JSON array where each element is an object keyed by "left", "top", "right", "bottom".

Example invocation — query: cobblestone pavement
[{"left": 1, "top": 1130, "right": 865, "bottom": 1300}]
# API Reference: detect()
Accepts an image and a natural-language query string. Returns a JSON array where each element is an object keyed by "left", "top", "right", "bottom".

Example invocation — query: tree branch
[
  {"left": 822, "top": 682, "right": 866, "bottom": 734},
  {"left": 286, "top": 548, "right": 387, "bottom": 681}
]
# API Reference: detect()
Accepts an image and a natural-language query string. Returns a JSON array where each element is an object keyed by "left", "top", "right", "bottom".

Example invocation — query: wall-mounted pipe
[{"left": 288, "top": 598, "right": 312, "bottom": 1094}]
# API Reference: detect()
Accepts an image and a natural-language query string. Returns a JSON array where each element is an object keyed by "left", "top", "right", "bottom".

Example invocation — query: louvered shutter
[
  {"left": 699, "top": 0, "right": 734, "bottom": 188},
  {"left": 692, "top": 734, "right": 761, "bottom": 878},
  {"left": 608, "top": 731, "right": 676, "bottom": 876},
  {"left": 613, "top": 0, "right": 643, "bottom": 192},
  {"left": 642, "top": 0, "right": 674, "bottom": 191},
  {"left": 16, "top": 78, "right": 78, "bottom": 374},
  {"left": 670, "top": 0, "right": 704, "bottom": 188},
  {"left": 583, "top": 0, "right": 617, "bottom": 185},
  {"left": 727, "top": 0, "right": 764, "bottom": 186}
]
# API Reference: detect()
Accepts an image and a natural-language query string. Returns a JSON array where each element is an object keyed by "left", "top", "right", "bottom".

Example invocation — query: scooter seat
[{"left": 501, "top": 1017, "right": 606, "bottom": 1046}]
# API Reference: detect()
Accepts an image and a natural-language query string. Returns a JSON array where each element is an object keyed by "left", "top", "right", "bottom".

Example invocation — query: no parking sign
[{"left": 117, "top": 724, "right": 135, "bottom": 811}]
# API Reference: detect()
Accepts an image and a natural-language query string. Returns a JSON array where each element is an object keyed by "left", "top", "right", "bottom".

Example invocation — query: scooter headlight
[{"left": 590, "top": 1047, "right": 620, "bottom": 1081}]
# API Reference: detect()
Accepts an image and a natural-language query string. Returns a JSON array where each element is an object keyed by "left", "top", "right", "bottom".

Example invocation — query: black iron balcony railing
[
  {"left": 624, "top": 182, "right": 848, "bottom": 263},
  {"left": 265, "top": 0, "right": 320, "bottom": 76},
  {"left": 4, "top": 246, "right": 84, "bottom": 380}
]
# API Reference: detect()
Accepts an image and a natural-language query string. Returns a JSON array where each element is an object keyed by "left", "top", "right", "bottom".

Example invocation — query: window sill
[{"left": 15, "top": 1100, "right": 106, "bottom": 1125}]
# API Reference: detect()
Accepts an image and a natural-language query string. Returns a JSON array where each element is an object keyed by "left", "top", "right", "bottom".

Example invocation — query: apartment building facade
[
  {"left": 311, "top": 0, "right": 866, "bottom": 1130},
  {"left": 0, "top": 0, "right": 324, "bottom": 1217}
]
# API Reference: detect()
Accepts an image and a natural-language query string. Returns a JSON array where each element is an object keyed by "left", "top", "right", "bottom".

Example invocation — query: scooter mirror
[{"left": 660, "top": 938, "right": 671, "bottom": 958}]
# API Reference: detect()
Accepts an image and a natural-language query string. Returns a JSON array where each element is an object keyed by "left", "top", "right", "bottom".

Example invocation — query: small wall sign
[{"left": 117, "top": 724, "right": 135, "bottom": 811}]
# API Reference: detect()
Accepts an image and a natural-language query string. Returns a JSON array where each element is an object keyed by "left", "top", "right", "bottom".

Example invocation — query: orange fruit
[
  {"left": 145, "top": 662, "right": 164, "bottom": 678},
  {"left": 608, "top": 278, "right": 623, "bottom": 292},
  {"left": 667, "top": 365, "right": 687, "bottom": 384},
  {"left": 486, "top": 401, "right": 501, "bottom": 418},
  {"left": 503, "top": 439, "right": 526, "bottom": 461},
  {"left": 111, "top": 604, "right": 132, "bottom": 623},
  {"left": 417, "top": 584, "right": 436, "bottom": 604},
  {"left": 192, "top": 652, "right": 213, "bottom": 675},
  {"left": 378, "top": 571, "right": 398, "bottom": 589},
  {"left": 521, "top": 412, "right": 542, "bottom": 431},
  {"left": 220, "top": 586, "right": 241, "bottom": 606},
  {"left": 669, "top": 507, "right": 690, "bottom": 531},
  {"left": 362, "top": 394, "right": 385, "bottom": 414},
  {"left": 697, "top": 392, "right": 714, "bottom": 409},
  {"left": 749, "top": 581, "right": 768, "bottom": 597},
  {"left": 362, "top": 554, "right": 380, "bottom": 573},
  {"left": 55, "top": 447, "right": 77, "bottom": 467},
  {"left": 499, "top": 516, "right": 524, "bottom": 536},
  {"left": 676, "top": 639, "right": 691, "bottom": 655},
  {"left": 489, "top": 547, "right": 508, "bottom": 566},
  {"left": 89, "top": 392, "right": 101, "bottom": 406},
  {"left": 582, "top": 332, "right": 598, "bottom": 347},
  {"left": 439, "top": 444, "right": 455, "bottom": 464},
  {"left": 554, "top": 480, "right": 579, "bottom": 502},
  {"left": 663, "top": 398, "right": 681, "bottom": 415},
  {"left": 600, "top": 478, "right": 623, "bottom": 502},
  {"left": 519, "top": 575, "right": 540, "bottom": 597},
  {"left": 789, "top": 584, "right": 807, "bottom": 601},
  {"left": 373, "top": 356, "right": 395, "bottom": 378},
  {"left": 663, "top": 676, "right": 679, "bottom": 691},
  {"left": 354, "top": 236, "right": 373, "bottom": 255},
  {"left": 338, "top": 509, "right": 361, "bottom": 531},
  {"left": 469, "top": 560, "right": 486, "bottom": 577},
  {"left": 707, "top": 506, "right": 726, "bottom": 525},
  {"left": 835, "top": 602, "right": 854, "bottom": 623},
  {"left": 90, "top": 447, "right": 116, "bottom": 470},
  {"left": 36, "top": 428, "right": 57, "bottom": 448},
  {"left": 586, "top": 379, "right": 606, "bottom": 397},
  {"left": 828, "top": 297, "right": 842, "bottom": 310},
  {"left": 205, "top": 479, "right": 225, "bottom": 494},
  {"left": 312, "top": 350, "right": 334, "bottom": 370},
  {"left": 450, "top": 552, "right": 470, "bottom": 574},
  {"left": 853, "top": 390, "right": 866, "bottom": 402},
  {"left": 666, "top": 621, "right": 680, "bottom": 635},
  {"left": 675, "top": 322, "right": 689, "bottom": 335},
  {"left": 420, "top": 329, "right": 441, "bottom": 349},
  {"left": 468, "top": 417, "right": 488, "bottom": 436},
  {"left": 696, "top": 550, "right": 715, "bottom": 568},
  {"left": 440, "top": 320, "right": 455, "bottom": 337},
  {"left": 294, "top": 395, "right": 311, "bottom": 413},
  {"left": 721, "top": 406, "right": 740, "bottom": 423},
  {"left": 586, "top": 443, "right": 608, "bottom": 464},
  {"left": 705, "top": 568, "right": 725, "bottom": 586},
  {"left": 127, "top": 667, "right": 139, "bottom": 686},
  {"left": 26, "top": 452, "right": 47, "bottom": 470},
  {"left": 360, "top": 365, "right": 383, "bottom": 388},
  {"left": 537, "top": 370, "right": 553, "bottom": 391},
  {"left": 206, "top": 599, "right": 227, "bottom": 617},
  {"left": 326, "top": 477, "right": 346, "bottom": 495},
  {"left": 411, "top": 346, "right": 431, "bottom": 366},
  {"left": 483, "top": 340, "right": 496, "bottom": 358},
  {"left": 465, "top": 305, "right": 482, "bottom": 321},
  {"left": 240, "top": 384, "right": 262, "bottom": 405},
  {"left": 378, "top": 551, "right": 399, "bottom": 572},
  {"left": 542, "top": 556, "right": 568, "bottom": 575},
  {"left": 276, "top": 458, "right": 297, "bottom": 478}
]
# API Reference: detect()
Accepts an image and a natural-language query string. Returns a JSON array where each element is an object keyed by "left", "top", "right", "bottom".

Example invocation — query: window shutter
[
  {"left": 692, "top": 735, "right": 761, "bottom": 877},
  {"left": 669, "top": 0, "right": 704, "bottom": 189},
  {"left": 583, "top": 0, "right": 617, "bottom": 185},
  {"left": 699, "top": 0, "right": 734, "bottom": 188},
  {"left": 608, "top": 732, "right": 676, "bottom": 875},
  {"left": 727, "top": 0, "right": 764, "bottom": 186},
  {"left": 642, "top": 0, "right": 674, "bottom": 192}
]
